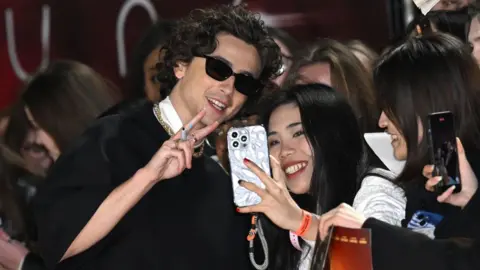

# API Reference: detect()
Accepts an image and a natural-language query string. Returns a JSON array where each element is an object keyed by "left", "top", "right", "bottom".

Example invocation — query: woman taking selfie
[
  {"left": 237, "top": 84, "right": 405, "bottom": 270},
  {"left": 373, "top": 32, "right": 480, "bottom": 239},
  {"left": 316, "top": 137, "right": 479, "bottom": 270}
]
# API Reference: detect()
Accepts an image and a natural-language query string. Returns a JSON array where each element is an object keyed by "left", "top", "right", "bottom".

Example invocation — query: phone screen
[{"left": 428, "top": 112, "right": 461, "bottom": 193}]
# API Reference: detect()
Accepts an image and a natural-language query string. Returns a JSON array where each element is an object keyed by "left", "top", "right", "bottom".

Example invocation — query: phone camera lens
[
  {"left": 233, "top": 141, "right": 239, "bottom": 148},
  {"left": 232, "top": 132, "right": 238, "bottom": 138},
  {"left": 241, "top": 136, "right": 247, "bottom": 142}
]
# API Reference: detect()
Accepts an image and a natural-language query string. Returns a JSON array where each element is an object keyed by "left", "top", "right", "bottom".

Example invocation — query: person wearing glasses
[{"left": 33, "top": 4, "right": 281, "bottom": 270}]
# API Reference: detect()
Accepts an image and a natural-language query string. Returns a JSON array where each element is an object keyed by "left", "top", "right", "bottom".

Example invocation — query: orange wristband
[{"left": 294, "top": 210, "right": 312, "bottom": 237}]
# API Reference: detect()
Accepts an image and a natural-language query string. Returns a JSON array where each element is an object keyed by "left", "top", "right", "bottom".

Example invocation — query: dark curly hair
[{"left": 157, "top": 4, "right": 282, "bottom": 104}]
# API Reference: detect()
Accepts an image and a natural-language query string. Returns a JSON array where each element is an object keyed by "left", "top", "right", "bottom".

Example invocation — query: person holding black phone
[
  {"left": 374, "top": 33, "right": 480, "bottom": 240},
  {"left": 316, "top": 138, "right": 479, "bottom": 270}
]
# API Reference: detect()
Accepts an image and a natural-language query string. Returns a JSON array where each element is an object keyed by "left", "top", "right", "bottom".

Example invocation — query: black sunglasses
[{"left": 202, "top": 55, "right": 263, "bottom": 96}]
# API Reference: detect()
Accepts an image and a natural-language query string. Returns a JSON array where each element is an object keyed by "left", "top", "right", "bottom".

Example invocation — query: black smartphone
[{"left": 427, "top": 111, "right": 461, "bottom": 193}]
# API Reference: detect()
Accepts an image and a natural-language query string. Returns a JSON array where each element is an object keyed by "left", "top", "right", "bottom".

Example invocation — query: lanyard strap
[{"left": 248, "top": 215, "right": 269, "bottom": 270}]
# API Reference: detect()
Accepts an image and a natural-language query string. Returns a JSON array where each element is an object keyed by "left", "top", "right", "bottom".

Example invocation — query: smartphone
[
  {"left": 227, "top": 125, "right": 271, "bottom": 207},
  {"left": 427, "top": 111, "right": 461, "bottom": 193}
]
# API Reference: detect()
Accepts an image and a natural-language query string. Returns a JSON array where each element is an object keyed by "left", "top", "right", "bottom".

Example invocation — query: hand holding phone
[
  {"left": 427, "top": 111, "right": 461, "bottom": 193},
  {"left": 424, "top": 138, "right": 478, "bottom": 208},
  {"left": 227, "top": 125, "right": 270, "bottom": 207}
]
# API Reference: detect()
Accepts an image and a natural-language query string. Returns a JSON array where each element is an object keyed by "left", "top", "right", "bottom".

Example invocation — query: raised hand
[
  {"left": 144, "top": 109, "right": 219, "bottom": 182},
  {"left": 423, "top": 138, "right": 478, "bottom": 208},
  {"left": 236, "top": 156, "right": 304, "bottom": 232}
]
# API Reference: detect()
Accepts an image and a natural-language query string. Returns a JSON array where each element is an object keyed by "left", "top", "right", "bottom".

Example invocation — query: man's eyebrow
[{"left": 211, "top": 55, "right": 256, "bottom": 77}]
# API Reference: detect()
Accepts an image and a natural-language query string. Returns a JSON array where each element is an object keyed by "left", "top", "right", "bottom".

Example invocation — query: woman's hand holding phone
[
  {"left": 236, "top": 156, "right": 305, "bottom": 233},
  {"left": 423, "top": 138, "right": 478, "bottom": 208}
]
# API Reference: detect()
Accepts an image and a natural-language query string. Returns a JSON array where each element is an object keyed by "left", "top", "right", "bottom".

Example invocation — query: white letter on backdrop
[
  {"left": 5, "top": 5, "right": 50, "bottom": 81},
  {"left": 116, "top": 0, "right": 158, "bottom": 77}
]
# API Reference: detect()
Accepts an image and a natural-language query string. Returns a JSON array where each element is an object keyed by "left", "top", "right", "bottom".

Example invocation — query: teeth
[
  {"left": 284, "top": 162, "right": 307, "bottom": 175},
  {"left": 208, "top": 98, "right": 226, "bottom": 111}
]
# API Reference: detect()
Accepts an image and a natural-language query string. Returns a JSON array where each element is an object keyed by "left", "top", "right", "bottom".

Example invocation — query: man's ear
[{"left": 174, "top": 61, "right": 189, "bottom": 79}]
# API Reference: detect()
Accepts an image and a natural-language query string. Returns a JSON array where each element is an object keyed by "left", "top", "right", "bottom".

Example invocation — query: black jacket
[
  {"left": 33, "top": 102, "right": 252, "bottom": 270},
  {"left": 364, "top": 189, "right": 480, "bottom": 270}
]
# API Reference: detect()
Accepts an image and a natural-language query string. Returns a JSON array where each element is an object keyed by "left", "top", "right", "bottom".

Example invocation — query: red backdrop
[{"left": 0, "top": 0, "right": 390, "bottom": 110}]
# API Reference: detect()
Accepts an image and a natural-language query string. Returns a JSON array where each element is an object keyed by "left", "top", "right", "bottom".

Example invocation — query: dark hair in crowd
[
  {"left": 1, "top": 60, "right": 116, "bottom": 245},
  {"left": 0, "top": 143, "right": 35, "bottom": 243},
  {"left": 125, "top": 20, "right": 175, "bottom": 101},
  {"left": 407, "top": 7, "right": 471, "bottom": 43},
  {"left": 157, "top": 4, "right": 282, "bottom": 111},
  {"left": 15, "top": 60, "right": 116, "bottom": 151},
  {"left": 374, "top": 33, "right": 480, "bottom": 186},
  {"left": 258, "top": 84, "right": 365, "bottom": 270},
  {"left": 267, "top": 26, "right": 300, "bottom": 55}
]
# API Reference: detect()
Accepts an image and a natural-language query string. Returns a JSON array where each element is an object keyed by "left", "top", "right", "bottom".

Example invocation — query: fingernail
[
  {"left": 238, "top": 180, "right": 245, "bottom": 185},
  {"left": 435, "top": 176, "right": 443, "bottom": 183},
  {"left": 236, "top": 207, "right": 240, "bottom": 212},
  {"left": 243, "top": 158, "right": 250, "bottom": 164}
]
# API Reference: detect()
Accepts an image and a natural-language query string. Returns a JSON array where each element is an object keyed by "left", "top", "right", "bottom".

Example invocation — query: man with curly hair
[{"left": 33, "top": 4, "right": 281, "bottom": 270}]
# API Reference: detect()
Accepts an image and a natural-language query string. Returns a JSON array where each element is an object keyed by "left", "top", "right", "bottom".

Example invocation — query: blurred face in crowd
[
  {"left": 268, "top": 103, "right": 313, "bottom": 194},
  {"left": 172, "top": 32, "right": 262, "bottom": 127},
  {"left": 469, "top": 17, "right": 480, "bottom": 65},
  {"left": 143, "top": 47, "right": 163, "bottom": 102},
  {"left": 378, "top": 111, "right": 424, "bottom": 161},
  {"left": 272, "top": 38, "right": 293, "bottom": 87},
  {"left": 295, "top": 62, "right": 332, "bottom": 86},
  {"left": 21, "top": 107, "right": 60, "bottom": 172}
]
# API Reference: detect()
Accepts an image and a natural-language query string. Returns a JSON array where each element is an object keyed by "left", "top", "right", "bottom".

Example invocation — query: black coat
[
  {"left": 33, "top": 102, "right": 252, "bottom": 270},
  {"left": 364, "top": 189, "right": 480, "bottom": 270}
]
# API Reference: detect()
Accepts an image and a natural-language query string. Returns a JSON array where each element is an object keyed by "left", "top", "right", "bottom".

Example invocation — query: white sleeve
[
  {"left": 301, "top": 238, "right": 316, "bottom": 248},
  {"left": 353, "top": 175, "right": 406, "bottom": 226},
  {"left": 298, "top": 239, "right": 316, "bottom": 270}
]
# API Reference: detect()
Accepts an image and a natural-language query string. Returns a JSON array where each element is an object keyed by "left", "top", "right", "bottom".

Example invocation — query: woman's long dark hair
[
  {"left": 406, "top": 7, "right": 471, "bottom": 42},
  {"left": 374, "top": 33, "right": 480, "bottom": 187},
  {"left": 125, "top": 20, "right": 175, "bottom": 101},
  {"left": 258, "top": 84, "right": 366, "bottom": 269},
  {"left": 0, "top": 104, "right": 41, "bottom": 244},
  {"left": 19, "top": 60, "right": 116, "bottom": 151}
]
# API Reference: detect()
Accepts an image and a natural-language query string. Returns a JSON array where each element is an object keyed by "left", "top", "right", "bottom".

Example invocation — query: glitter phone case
[{"left": 227, "top": 125, "right": 271, "bottom": 207}]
